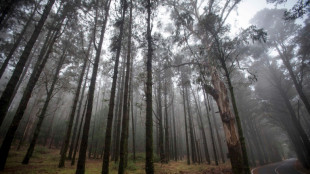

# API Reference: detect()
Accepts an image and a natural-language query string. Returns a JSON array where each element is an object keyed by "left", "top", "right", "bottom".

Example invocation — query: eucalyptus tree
[{"left": 167, "top": 0, "right": 252, "bottom": 173}]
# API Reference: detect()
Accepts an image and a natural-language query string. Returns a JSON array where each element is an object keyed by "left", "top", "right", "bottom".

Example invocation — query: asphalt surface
[{"left": 252, "top": 158, "right": 303, "bottom": 174}]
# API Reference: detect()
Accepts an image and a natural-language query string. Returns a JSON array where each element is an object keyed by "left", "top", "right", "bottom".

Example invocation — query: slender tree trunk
[
  {"left": 69, "top": 61, "right": 91, "bottom": 160},
  {"left": 44, "top": 104, "right": 59, "bottom": 146},
  {"left": 75, "top": 0, "right": 111, "bottom": 172},
  {"left": 72, "top": 96, "right": 88, "bottom": 166},
  {"left": 208, "top": 96, "right": 225, "bottom": 164},
  {"left": 16, "top": 87, "right": 43, "bottom": 150},
  {"left": 145, "top": 1, "right": 154, "bottom": 173},
  {"left": 22, "top": 48, "right": 67, "bottom": 164},
  {"left": 59, "top": 40, "right": 91, "bottom": 167},
  {"left": 181, "top": 86, "right": 190, "bottom": 165},
  {"left": 171, "top": 93, "right": 177, "bottom": 161},
  {"left": 99, "top": 0, "right": 126, "bottom": 172},
  {"left": 0, "top": 26, "right": 59, "bottom": 171},
  {"left": 130, "top": 58, "right": 135, "bottom": 161},
  {"left": 119, "top": 0, "right": 132, "bottom": 172},
  {"left": 156, "top": 67, "right": 165, "bottom": 163},
  {"left": 0, "top": 3, "right": 38, "bottom": 79},
  {"left": 204, "top": 68, "right": 245, "bottom": 174},
  {"left": 164, "top": 79, "right": 169, "bottom": 163},
  {"left": 192, "top": 88, "right": 211, "bottom": 164},
  {"left": 185, "top": 87, "right": 197, "bottom": 163},
  {"left": 89, "top": 87, "right": 101, "bottom": 159},
  {"left": 0, "top": 0, "right": 55, "bottom": 127}
]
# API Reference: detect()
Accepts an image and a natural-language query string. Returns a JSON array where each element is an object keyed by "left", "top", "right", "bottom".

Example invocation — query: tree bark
[
  {"left": 118, "top": 0, "right": 132, "bottom": 172},
  {"left": 204, "top": 68, "right": 245, "bottom": 174},
  {"left": 185, "top": 86, "right": 197, "bottom": 163},
  {"left": 192, "top": 88, "right": 211, "bottom": 164},
  {"left": 145, "top": 0, "right": 154, "bottom": 173},
  {"left": 71, "top": 96, "right": 88, "bottom": 166},
  {"left": 164, "top": 79, "right": 170, "bottom": 163},
  {"left": 181, "top": 86, "right": 190, "bottom": 165}
]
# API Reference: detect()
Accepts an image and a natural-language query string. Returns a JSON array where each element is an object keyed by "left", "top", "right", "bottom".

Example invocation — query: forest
[{"left": 0, "top": 0, "right": 309, "bottom": 174}]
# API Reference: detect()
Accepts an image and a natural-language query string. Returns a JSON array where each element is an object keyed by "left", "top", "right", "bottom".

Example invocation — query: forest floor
[{"left": 1, "top": 145, "right": 233, "bottom": 174}]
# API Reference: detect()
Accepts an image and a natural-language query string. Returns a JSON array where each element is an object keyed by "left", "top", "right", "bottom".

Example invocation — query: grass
[{"left": 2, "top": 146, "right": 232, "bottom": 174}]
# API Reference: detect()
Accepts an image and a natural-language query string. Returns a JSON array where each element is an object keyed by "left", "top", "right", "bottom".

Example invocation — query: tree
[
  {"left": 22, "top": 44, "right": 67, "bottom": 164},
  {"left": 0, "top": 19, "right": 61, "bottom": 170},
  {"left": 118, "top": 0, "right": 133, "bottom": 172},
  {"left": 0, "top": 0, "right": 56, "bottom": 128},
  {"left": 75, "top": 0, "right": 111, "bottom": 173},
  {"left": 251, "top": 8, "right": 310, "bottom": 116},
  {"left": 145, "top": 0, "right": 155, "bottom": 173},
  {"left": 100, "top": 0, "right": 126, "bottom": 172}
]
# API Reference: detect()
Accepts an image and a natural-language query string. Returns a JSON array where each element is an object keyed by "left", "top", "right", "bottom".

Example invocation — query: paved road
[{"left": 252, "top": 158, "right": 303, "bottom": 174}]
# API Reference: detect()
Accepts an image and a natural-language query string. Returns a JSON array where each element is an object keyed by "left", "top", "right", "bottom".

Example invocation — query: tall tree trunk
[
  {"left": 69, "top": 61, "right": 91, "bottom": 160},
  {"left": 72, "top": 96, "right": 88, "bottom": 166},
  {"left": 0, "top": 27, "right": 59, "bottom": 171},
  {"left": 208, "top": 96, "right": 225, "bottom": 164},
  {"left": 145, "top": 0, "right": 154, "bottom": 173},
  {"left": 219, "top": 58, "right": 250, "bottom": 174},
  {"left": 44, "top": 102, "right": 59, "bottom": 146},
  {"left": 114, "top": 56, "right": 126, "bottom": 162},
  {"left": 185, "top": 86, "right": 197, "bottom": 163},
  {"left": 164, "top": 79, "right": 169, "bottom": 163},
  {"left": 111, "top": 67, "right": 122, "bottom": 160},
  {"left": 22, "top": 48, "right": 67, "bottom": 164},
  {"left": 130, "top": 58, "right": 135, "bottom": 161},
  {"left": 16, "top": 86, "right": 44, "bottom": 151},
  {"left": 181, "top": 86, "right": 190, "bottom": 165},
  {"left": 204, "top": 68, "right": 246, "bottom": 174},
  {"left": 119, "top": 0, "right": 132, "bottom": 172},
  {"left": 171, "top": 93, "right": 177, "bottom": 161},
  {"left": 0, "top": 0, "right": 55, "bottom": 127},
  {"left": 59, "top": 39, "right": 91, "bottom": 167},
  {"left": 100, "top": 0, "right": 126, "bottom": 172},
  {"left": 0, "top": 3, "right": 38, "bottom": 79},
  {"left": 89, "top": 87, "right": 101, "bottom": 159},
  {"left": 156, "top": 67, "right": 165, "bottom": 163},
  {"left": 75, "top": 0, "right": 111, "bottom": 173},
  {"left": 192, "top": 88, "right": 211, "bottom": 164}
]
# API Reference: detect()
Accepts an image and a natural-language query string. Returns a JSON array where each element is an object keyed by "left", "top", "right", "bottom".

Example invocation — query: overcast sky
[{"left": 228, "top": 0, "right": 297, "bottom": 34}]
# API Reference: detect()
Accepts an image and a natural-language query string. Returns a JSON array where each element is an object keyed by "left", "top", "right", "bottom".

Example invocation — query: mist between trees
[{"left": 0, "top": 0, "right": 309, "bottom": 174}]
